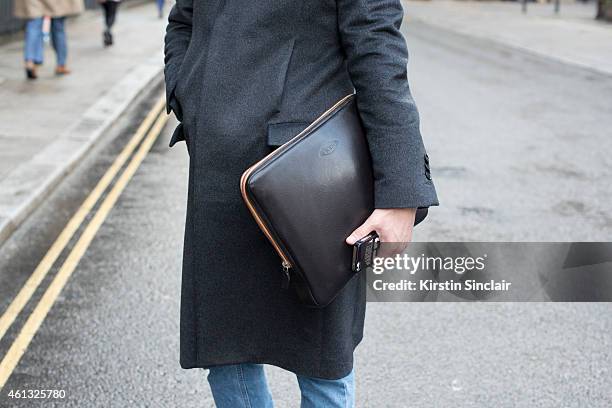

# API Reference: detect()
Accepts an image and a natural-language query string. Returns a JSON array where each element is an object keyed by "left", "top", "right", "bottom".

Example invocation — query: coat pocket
[
  {"left": 169, "top": 123, "right": 189, "bottom": 155},
  {"left": 272, "top": 38, "right": 296, "bottom": 115},
  {"left": 167, "top": 93, "right": 184, "bottom": 122},
  {"left": 267, "top": 121, "right": 310, "bottom": 147},
  {"left": 169, "top": 123, "right": 184, "bottom": 147}
]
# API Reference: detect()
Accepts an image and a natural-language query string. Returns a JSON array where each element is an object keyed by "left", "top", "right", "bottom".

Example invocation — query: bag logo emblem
[{"left": 320, "top": 140, "right": 339, "bottom": 157}]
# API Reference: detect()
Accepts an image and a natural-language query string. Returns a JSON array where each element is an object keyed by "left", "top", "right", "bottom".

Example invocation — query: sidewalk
[
  {"left": 404, "top": 0, "right": 612, "bottom": 76},
  {"left": 0, "top": 3, "right": 165, "bottom": 244}
]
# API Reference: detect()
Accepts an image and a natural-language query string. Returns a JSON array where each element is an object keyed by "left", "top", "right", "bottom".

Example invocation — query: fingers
[{"left": 346, "top": 217, "right": 376, "bottom": 245}]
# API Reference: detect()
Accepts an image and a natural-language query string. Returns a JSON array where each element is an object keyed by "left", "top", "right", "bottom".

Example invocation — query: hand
[{"left": 346, "top": 208, "right": 417, "bottom": 257}]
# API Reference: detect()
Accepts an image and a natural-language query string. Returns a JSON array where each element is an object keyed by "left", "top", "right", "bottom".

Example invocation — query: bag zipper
[{"left": 240, "top": 94, "right": 354, "bottom": 281}]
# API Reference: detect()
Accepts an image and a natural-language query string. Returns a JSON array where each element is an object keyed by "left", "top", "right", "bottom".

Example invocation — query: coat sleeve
[
  {"left": 164, "top": 0, "right": 193, "bottom": 121},
  {"left": 336, "top": 0, "right": 438, "bottom": 209}
]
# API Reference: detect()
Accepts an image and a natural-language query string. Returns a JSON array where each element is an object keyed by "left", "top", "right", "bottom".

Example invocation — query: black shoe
[
  {"left": 103, "top": 30, "right": 113, "bottom": 47},
  {"left": 25, "top": 67, "right": 37, "bottom": 80}
]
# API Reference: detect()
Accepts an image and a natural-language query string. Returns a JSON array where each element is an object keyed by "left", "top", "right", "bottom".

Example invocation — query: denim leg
[
  {"left": 207, "top": 364, "right": 274, "bottom": 408},
  {"left": 24, "top": 18, "right": 44, "bottom": 63},
  {"left": 50, "top": 17, "right": 67, "bottom": 66},
  {"left": 156, "top": 0, "right": 165, "bottom": 12},
  {"left": 297, "top": 369, "right": 355, "bottom": 408}
]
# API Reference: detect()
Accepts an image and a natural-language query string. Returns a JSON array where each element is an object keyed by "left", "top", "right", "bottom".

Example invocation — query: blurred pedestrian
[
  {"left": 98, "top": 0, "right": 121, "bottom": 47},
  {"left": 14, "top": 0, "right": 84, "bottom": 79},
  {"left": 156, "top": 0, "right": 165, "bottom": 19}
]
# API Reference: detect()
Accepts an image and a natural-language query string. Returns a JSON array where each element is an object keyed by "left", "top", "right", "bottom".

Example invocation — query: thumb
[{"left": 346, "top": 217, "right": 376, "bottom": 245}]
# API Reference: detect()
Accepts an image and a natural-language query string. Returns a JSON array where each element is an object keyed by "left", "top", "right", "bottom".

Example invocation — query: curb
[{"left": 0, "top": 55, "right": 163, "bottom": 247}]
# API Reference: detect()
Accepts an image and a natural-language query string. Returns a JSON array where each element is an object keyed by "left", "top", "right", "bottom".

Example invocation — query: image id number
[{"left": 7, "top": 389, "right": 66, "bottom": 399}]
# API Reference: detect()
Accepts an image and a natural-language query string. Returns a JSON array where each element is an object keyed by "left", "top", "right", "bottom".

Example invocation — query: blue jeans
[
  {"left": 50, "top": 17, "right": 68, "bottom": 66},
  {"left": 207, "top": 364, "right": 355, "bottom": 408},
  {"left": 23, "top": 17, "right": 67, "bottom": 66},
  {"left": 24, "top": 18, "right": 44, "bottom": 63},
  {"left": 156, "top": 0, "right": 165, "bottom": 12}
]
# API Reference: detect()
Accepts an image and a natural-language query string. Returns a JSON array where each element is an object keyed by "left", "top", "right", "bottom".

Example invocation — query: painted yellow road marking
[
  {"left": 0, "top": 96, "right": 165, "bottom": 344},
  {"left": 0, "top": 104, "right": 169, "bottom": 390}
]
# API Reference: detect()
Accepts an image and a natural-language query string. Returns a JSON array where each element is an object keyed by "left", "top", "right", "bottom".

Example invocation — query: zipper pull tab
[{"left": 281, "top": 261, "right": 291, "bottom": 290}]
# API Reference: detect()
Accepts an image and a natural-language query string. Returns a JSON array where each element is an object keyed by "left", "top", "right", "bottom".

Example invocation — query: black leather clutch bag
[{"left": 241, "top": 94, "right": 427, "bottom": 307}]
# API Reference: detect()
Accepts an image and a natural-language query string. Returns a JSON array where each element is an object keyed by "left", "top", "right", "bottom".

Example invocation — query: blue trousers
[
  {"left": 50, "top": 18, "right": 68, "bottom": 66},
  {"left": 23, "top": 17, "right": 67, "bottom": 66},
  {"left": 24, "top": 18, "right": 43, "bottom": 64},
  {"left": 207, "top": 364, "right": 355, "bottom": 408}
]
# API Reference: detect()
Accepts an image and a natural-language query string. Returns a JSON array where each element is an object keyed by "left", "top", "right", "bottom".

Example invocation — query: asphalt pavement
[{"left": 0, "top": 18, "right": 611, "bottom": 408}]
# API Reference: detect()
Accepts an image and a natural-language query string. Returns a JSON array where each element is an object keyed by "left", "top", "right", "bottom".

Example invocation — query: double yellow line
[{"left": 0, "top": 95, "right": 169, "bottom": 390}]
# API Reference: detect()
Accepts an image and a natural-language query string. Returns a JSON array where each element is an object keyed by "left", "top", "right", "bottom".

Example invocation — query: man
[{"left": 164, "top": 0, "right": 438, "bottom": 406}]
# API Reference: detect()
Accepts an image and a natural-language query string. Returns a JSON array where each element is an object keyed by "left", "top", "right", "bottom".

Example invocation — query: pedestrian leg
[
  {"left": 50, "top": 17, "right": 69, "bottom": 75},
  {"left": 156, "top": 0, "right": 165, "bottom": 18},
  {"left": 101, "top": 2, "right": 119, "bottom": 47},
  {"left": 106, "top": 2, "right": 119, "bottom": 29},
  {"left": 23, "top": 18, "right": 44, "bottom": 79}
]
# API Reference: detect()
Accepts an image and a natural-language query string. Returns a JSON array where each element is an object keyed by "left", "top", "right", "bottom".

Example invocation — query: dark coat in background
[{"left": 164, "top": 0, "right": 438, "bottom": 380}]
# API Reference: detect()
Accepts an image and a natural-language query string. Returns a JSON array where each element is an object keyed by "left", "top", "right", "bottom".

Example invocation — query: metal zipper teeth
[{"left": 240, "top": 94, "right": 355, "bottom": 269}]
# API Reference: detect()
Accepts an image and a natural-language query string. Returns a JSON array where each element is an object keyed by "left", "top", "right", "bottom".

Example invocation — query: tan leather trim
[{"left": 240, "top": 166, "right": 293, "bottom": 267}]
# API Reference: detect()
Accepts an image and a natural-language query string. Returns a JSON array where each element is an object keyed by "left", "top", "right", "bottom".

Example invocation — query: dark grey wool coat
[{"left": 164, "top": 0, "right": 438, "bottom": 380}]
